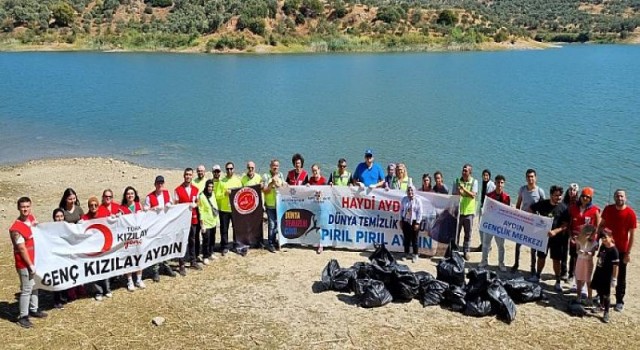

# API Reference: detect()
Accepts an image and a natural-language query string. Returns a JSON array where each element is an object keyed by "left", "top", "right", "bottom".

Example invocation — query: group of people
[{"left": 8, "top": 149, "right": 636, "bottom": 327}]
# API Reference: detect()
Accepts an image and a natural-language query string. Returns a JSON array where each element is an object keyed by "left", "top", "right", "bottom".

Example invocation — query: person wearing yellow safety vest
[
  {"left": 218, "top": 161, "right": 243, "bottom": 256},
  {"left": 328, "top": 158, "right": 351, "bottom": 186},
  {"left": 452, "top": 163, "right": 479, "bottom": 260},
  {"left": 391, "top": 163, "right": 413, "bottom": 191},
  {"left": 198, "top": 179, "right": 219, "bottom": 265},
  {"left": 241, "top": 161, "right": 263, "bottom": 187},
  {"left": 262, "top": 159, "right": 284, "bottom": 253}
]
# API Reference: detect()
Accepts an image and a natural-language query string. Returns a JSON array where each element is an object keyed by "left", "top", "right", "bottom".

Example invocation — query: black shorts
[{"left": 537, "top": 233, "right": 568, "bottom": 260}]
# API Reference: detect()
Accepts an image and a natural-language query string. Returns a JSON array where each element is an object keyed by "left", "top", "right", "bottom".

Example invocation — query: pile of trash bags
[{"left": 320, "top": 245, "right": 545, "bottom": 324}]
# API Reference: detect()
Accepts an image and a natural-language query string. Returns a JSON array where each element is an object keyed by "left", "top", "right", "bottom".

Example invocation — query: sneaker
[
  {"left": 179, "top": 266, "right": 187, "bottom": 277},
  {"left": 152, "top": 270, "right": 160, "bottom": 283},
  {"left": 316, "top": 245, "right": 323, "bottom": 254},
  {"left": 526, "top": 275, "right": 540, "bottom": 283},
  {"left": 267, "top": 245, "right": 276, "bottom": 253},
  {"left": 29, "top": 310, "right": 47, "bottom": 318},
  {"left": 17, "top": 316, "right": 32, "bottom": 329},
  {"left": 560, "top": 273, "right": 569, "bottom": 283},
  {"left": 135, "top": 280, "right": 146, "bottom": 289},
  {"left": 499, "top": 264, "right": 507, "bottom": 272},
  {"left": 221, "top": 249, "right": 229, "bottom": 256},
  {"left": 569, "top": 284, "right": 577, "bottom": 293},
  {"left": 191, "top": 262, "right": 203, "bottom": 270},
  {"left": 95, "top": 294, "right": 104, "bottom": 301},
  {"left": 161, "top": 264, "right": 177, "bottom": 277},
  {"left": 127, "top": 280, "right": 135, "bottom": 292},
  {"left": 412, "top": 255, "right": 418, "bottom": 263},
  {"left": 53, "top": 303, "right": 64, "bottom": 310},
  {"left": 554, "top": 282, "right": 563, "bottom": 292},
  {"left": 614, "top": 303, "right": 624, "bottom": 312},
  {"left": 603, "top": 311, "right": 610, "bottom": 323},
  {"left": 202, "top": 258, "right": 210, "bottom": 266},
  {"left": 105, "top": 292, "right": 113, "bottom": 298},
  {"left": 478, "top": 261, "right": 488, "bottom": 269}
]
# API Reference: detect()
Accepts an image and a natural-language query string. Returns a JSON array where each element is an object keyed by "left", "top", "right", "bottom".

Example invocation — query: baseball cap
[
  {"left": 154, "top": 175, "right": 165, "bottom": 184},
  {"left": 364, "top": 149, "right": 374, "bottom": 157},
  {"left": 212, "top": 164, "right": 221, "bottom": 171},
  {"left": 581, "top": 187, "right": 594, "bottom": 198}
]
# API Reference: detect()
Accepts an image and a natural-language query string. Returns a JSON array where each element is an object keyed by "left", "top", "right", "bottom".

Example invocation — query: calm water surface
[{"left": 0, "top": 45, "right": 639, "bottom": 208}]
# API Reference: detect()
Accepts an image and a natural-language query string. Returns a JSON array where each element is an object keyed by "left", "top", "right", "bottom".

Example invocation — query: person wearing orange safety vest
[
  {"left": 10, "top": 197, "right": 47, "bottom": 328},
  {"left": 174, "top": 167, "right": 201, "bottom": 274}
]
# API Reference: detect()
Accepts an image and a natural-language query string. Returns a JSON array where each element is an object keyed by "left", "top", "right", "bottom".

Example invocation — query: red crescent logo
[
  {"left": 84, "top": 223, "right": 114, "bottom": 257},
  {"left": 234, "top": 187, "right": 259, "bottom": 215}
]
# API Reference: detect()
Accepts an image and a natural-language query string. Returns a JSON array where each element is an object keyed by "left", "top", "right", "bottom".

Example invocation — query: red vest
[
  {"left": 175, "top": 184, "right": 199, "bottom": 224},
  {"left": 147, "top": 190, "right": 171, "bottom": 209},
  {"left": 97, "top": 203, "right": 122, "bottom": 218},
  {"left": 287, "top": 169, "right": 308, "bottom": 185},
  {"left": 569, "top": 203, "right": 600, "bottom": 235},
  {"left": 121, "top": 202, "right": 143, "bottom": 214},
  {"left": 10, "top": 216, "right": 36, "bottom": 269}
]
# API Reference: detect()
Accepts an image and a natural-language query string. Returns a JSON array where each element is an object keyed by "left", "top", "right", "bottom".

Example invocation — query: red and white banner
[{"left": 32, "top": 204, "right": 191, "bottom": 291}]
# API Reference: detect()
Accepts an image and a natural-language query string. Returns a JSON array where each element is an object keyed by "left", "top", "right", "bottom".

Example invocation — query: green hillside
[{"left": 1, "top": 0, "right": 639, "bottom": 52}]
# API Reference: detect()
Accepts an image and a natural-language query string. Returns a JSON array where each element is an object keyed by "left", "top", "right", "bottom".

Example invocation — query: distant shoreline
[{"left": 0, "top": 38, "right": 560, "bottom": 54}]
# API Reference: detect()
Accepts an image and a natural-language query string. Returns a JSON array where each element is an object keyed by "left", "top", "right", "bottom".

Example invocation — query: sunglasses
[
  {"left": 103, "top": 195, "right": 112, "bottom": 198},
  {"left": 89, "top": 203, "right": 98, "bottom": 208},
  {"left": 581, "top": 195, "right": 591, "bottom": 199},
  {"left": 226, "top": 168, "right": 234, "bottom": 171}
]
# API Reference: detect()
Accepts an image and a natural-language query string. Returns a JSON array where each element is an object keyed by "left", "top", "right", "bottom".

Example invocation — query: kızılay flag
[{"left": 32, "top": 204, "right": 191, "bottom": 291}]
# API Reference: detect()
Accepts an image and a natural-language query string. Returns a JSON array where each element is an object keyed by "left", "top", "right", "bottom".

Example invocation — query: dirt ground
[{"left": 0, "top": 158, "right": 638, "bottom": 349}]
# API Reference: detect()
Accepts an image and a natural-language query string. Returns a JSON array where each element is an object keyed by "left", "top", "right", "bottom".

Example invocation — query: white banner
[
  {"left": 32, "top": 204, "right": 191, "bottom": 291},
  {"left": 479, "top": 197, "right": 553, "bottom": 252},
  {"left": 277, "top": 186, "right": 459, "bottom": 256}
]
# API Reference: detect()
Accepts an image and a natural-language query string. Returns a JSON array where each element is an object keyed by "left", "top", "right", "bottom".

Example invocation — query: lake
[{"left": 0, "top": 45, "right": 639, "bottom": 208}]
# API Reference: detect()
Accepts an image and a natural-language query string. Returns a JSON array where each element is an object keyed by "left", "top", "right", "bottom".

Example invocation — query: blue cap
[{"left": 364, "top": 149, "right": 374, "bottom": 156}]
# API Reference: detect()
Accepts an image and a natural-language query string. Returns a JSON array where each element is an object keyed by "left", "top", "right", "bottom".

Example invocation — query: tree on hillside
[
  {"left": 51, "top": 1, "right": 75, "bottom": 27},
  {"left": 437, "top": 9, "right": 458, "bottom": 26}
]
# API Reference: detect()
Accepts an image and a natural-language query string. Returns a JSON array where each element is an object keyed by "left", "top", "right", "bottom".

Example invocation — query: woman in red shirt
[
  {"left": 308, "top": 164, "right": 327, "bottom": 185},
  {"left": 568, "top": 187, "right": 601, "bottom": 294}
]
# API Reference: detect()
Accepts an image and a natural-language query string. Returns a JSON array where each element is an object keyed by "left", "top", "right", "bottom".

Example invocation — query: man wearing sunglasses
[
  {"left": 328, "top": 158, "right": 351, "bottom": 186},
  {"left": 219, "top": 162, "right": 242, "bottom": 256}
]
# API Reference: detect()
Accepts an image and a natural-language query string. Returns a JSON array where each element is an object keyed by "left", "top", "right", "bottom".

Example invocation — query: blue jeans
[{"left": 266, "top": 208, "right": 278, "bottom": 246}]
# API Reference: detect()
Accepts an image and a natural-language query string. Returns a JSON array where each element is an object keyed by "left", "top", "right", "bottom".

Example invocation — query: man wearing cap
[
  {"left": 219, "top": 162, "right": 243, "bottom": 255},
  {"left": 145, "top": 175, "right": 177, "bottom": 282},
  {"left": 597, "top": 189, "right": 636, "bottom": 312},
  {"left": 352, "top": 149, "right": 385, "bottom": 188},
  {"left": 263, "top": 159, "right": 284, "bottom": 252},
  {"left": 174, "top": 168, "right": 201, "bottom": 275}
]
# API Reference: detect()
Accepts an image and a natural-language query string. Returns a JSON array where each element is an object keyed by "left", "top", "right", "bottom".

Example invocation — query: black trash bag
[
  {"left": 414, "top": 271, "right": 435, "bottom": 285},
  {"left": 443, "top": 285, "right": 467, "bottom": 312},
  {"left": 351, "top": 261, "right": 376, "bottom": 279},
  {"left": 369, "top": 262, "right": 396, "bottom": 285},
  {"left": 333, "top": 268, "right": 358, "bottom": 293},
  {"left": 321, "top": 259, "right": 341, "bottom": 290},
  {"left": 359, "top": 280, "right": 393, "bottom": 308},
  {"left": 353, "top": 278, "right": 374, "bottom": 296},
  {"left": 464, "top": 296, "right": 494, "bottom": 317},
  {"left": 388, "top": 265, "right": 420, "bottom": 302},
  {"left": 436, "top": 251, "right": 465, "bottom": 287},
  {"left": 465, "top": 269, "right": 498, "bottom": 298},
  {"left": 504, "top": 279, "right": 544, "bottom": 303},
  {"left": 369, "top": 244, "right": 396, "bottom": 267},
  {"left": 419, "top": 279, "right": 449, "bottom": 306},
  {"left": 486, "top": 281, "right": 517, "bottom": 323},
  {"left": 568, "top": 300, "right": 587, "bottom": 317},
  {"left": 320, "top": 259, "right": 357, "bottom": 292}
]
